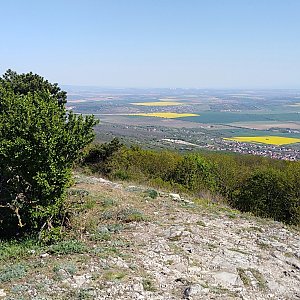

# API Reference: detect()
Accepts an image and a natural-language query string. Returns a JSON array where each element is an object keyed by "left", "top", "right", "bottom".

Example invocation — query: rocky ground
[{"left": 0, "top": 173, "right": 299, "bottom": 300}]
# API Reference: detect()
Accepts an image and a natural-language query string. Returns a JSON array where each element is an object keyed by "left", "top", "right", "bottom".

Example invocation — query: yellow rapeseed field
[
  {"left": 131, "top": 101, "right": 183, "bottom": 106},
  {"left": 224, "top": 136, "right": 300, "bottom": 145},
  {"left": 131, "top": 112, "right": 199, "bottom": 118}
]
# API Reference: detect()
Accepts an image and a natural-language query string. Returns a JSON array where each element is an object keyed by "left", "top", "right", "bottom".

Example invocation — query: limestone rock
[
  {"left": 0, "top": 290, "right": 6, "bottom": 298},
  {"left": 183, "top": 284, "right": 204, "bottom": 298},
  {"left": 214, "top": 271, "right": 243, "bottom": 287},
  {"left": 169, "top": 193, "right": 181, "bottom": 201}
]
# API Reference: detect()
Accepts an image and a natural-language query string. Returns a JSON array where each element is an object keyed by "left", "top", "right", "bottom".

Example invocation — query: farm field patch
[
  {"left": 224, "top": 136, "right": 300, "bottom": 145},
  {"left": 131, "top": 112, "right": 199, "bottom": 118},
  {"left": 183, "top": 112, "right": 300, "bottom": 124},
  {"left": 131, "top": 101, "right": 184, "bottom": 106},
  {"left": 228, "top": 121, "right": 300, "bottom": 130}
]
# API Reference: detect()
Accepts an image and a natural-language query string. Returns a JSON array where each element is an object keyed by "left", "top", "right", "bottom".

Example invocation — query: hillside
[{"left": 0, "top": 173, "right": 299, "bottom": 300}]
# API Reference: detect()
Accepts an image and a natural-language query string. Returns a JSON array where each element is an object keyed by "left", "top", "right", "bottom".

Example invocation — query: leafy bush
[
  {"left": 170, "top": 153, "right": 217, "bottom": 192},
  {"left": 144, "top": 189, "right": 158, "bottom": 199},
  {"left": 0, "top": 69, "right": 67, "bottom": 106},
  {"left": 82, "top": 137, "right": 123, "bottom": 173},
  {"left": 0, "top": 70, "right": 98, "bottom": 237},
  {"left": 233, "top": 168, "right": 300, "bottom": 224}
]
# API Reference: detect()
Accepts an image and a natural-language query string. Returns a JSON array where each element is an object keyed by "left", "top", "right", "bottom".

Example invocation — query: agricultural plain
[{"left": 66, "top": 88, "right": 300, "bottom": 159}]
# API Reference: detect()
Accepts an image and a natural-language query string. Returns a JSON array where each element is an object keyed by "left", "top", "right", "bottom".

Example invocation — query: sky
[{"left": 1, "top": 0, "right": 300, "bottom": 89}]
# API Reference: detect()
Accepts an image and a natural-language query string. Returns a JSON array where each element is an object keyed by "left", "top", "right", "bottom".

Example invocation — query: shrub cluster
[
  {"left": 83, "top": 140, "right": 300, "bottom": 225},
  {"left": 0, "top": 70, "right": 98, "bottom": 237}
]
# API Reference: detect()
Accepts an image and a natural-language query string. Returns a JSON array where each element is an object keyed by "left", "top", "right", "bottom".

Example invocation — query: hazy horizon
[{"left": 63, "top": 85, "right": 300, "bottom": 91}]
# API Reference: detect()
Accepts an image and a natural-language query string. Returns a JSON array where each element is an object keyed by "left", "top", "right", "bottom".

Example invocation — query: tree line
[{"left": 83, "top": 139, "right": 300, "bottom": 225}]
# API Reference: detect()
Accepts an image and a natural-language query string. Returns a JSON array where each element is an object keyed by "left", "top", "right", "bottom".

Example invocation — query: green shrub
[
  {"left": 49, "top": 240, "right": 88, "bottom": 255},
  {"left": 53, "top": 263, "right": 77, "bottom": 276},
  {"left": 233, "top": 168, "right": 299, "bottom": 224},
  {"left": 0, "top": 238, "right": 41, "bottom": 261},
  {"left": 0, "top": 70, "right": 98, "bottom": 237},
  {"left": 82, "top": 138, "right": 123, "bottom": 172},
  {"left": 117, "top": 208, "right": 148, "bottom": 222},
  {"left": 0, "top": 264, "right": 27, "bottom": 282},
  {"left": 144, "top": 189, "right": 158, "bottom": 199},
  {"left": 113, "top": 170, "right": 130, "bottom": 180},
  {"left": 86, "top": 138, "right": 300, "bottom": 225},
  {"left": 170, "top": 153, "right": 216, "bottom": 192}
]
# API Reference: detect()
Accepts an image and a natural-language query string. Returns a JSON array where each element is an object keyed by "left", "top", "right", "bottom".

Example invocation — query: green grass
[
  {"left": 100, "top": 197, "right": 118, "bottom": 208},
  {"left": 228, "top": 248, "right": 249, "bottom": 255},
  {"left": 49, "top": 240, "right": 88, "bottom": 255},
  {"left": 53, "top": 263, "right": 77, "bottom": 275},
  {"left": 117, "top": 208, "right": 148, "bottom": 222},
  {"left": 143, "top": 189, "right": 158, "bottom": 199},
  {"left": 0, "top": 238, "right": 42, "bottom": 262},
  {"left": 103, "top": 270, "right": 127, "bottom": 281},
  {"left": 142, "top": 278, "right": 156, "bottom": 291},
  {"left": 0, "top": 263, "right": 28, "bottom": 282}
]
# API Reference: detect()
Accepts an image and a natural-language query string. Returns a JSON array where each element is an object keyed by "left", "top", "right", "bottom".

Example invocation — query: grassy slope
[{"left": 0, "top": 173, "right": 299, "bottom": 300}]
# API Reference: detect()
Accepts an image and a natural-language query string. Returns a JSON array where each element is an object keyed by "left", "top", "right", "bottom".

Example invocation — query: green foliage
[
  {"left": 0, "top": 264, "right": 27, "bottom": 282},
  {"left": 116, "top": 208, "right": 148, "bottom": 222},
  {"left": 171, "top": 153, "right": 216, "bottom": 192},
  {"left": 84, "top": 139, "right": 300, "bottom": 225},
  {"left": 104, "top": 146, "right": 181, "bottom": 182},
  {"left": 0, "top": 71, "right": 98, "bottom": 237},
  {"left": 142, "top": 278, "right": 156, "bottom": 291},
  {"left": 0, "top": 238, "right": 41, "bottom": 261},
  {"left": 49, "top": 240, "right": 88, "bottom": 255},
  {"left": 144, "top": 189, "right": 158, "bottom": 199},
  {"left": 53, "top": 263, "right": 78, "bottom": 276},
  {"left": 233, "top": 168, "right": 299, "bottom": 224},
  {"left": 113, "top": 170, "right": 130, "bottom": 180},
  {"left": 83, "top": 137, "right": 123, "bottom": 173},
  {"left": 208, "top": 154, "right": 248, "bottom": 201},
  {"left": 103, "top": 270, "right": 127, "bottom": 281},
  {"left": 0, "top": 69, "right": 67, "bottom": 106},
  {"left": 39, "top": 226, "right": 63, "bottom": 244}
]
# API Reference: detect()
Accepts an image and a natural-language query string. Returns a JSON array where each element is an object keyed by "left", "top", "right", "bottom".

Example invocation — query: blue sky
[{"left": 1, "top": 0, "right": 299, "bottom": 88}]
